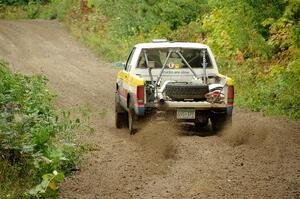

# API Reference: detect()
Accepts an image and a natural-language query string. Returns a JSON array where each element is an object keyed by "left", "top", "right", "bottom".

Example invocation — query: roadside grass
[
  {"left": 0, "top": 6, "right": 28, "bottom": 19},
  {"left": 0, "top": 160, "right": 35, "bottom": 198}
]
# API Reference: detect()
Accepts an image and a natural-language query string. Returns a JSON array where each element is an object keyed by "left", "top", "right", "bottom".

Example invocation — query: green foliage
[
  {"left": 28, "top": 170, "right": 64, "bottom": 197},
  {"left": 58, "top": 0, "right": 209, "bottom": 61},
  {"left": 0, "top": 5, "right": 28, "bottom": 19},
  {"left": 0, "top": 61, "right": 80, "bottom": 198},
  {"left": 0, "top": 0, "right": 76, "bottom": 19},
  {"left": 48, "top": 0, "right": 77, "bottom": 19},
  {"left": 234, "top": 59, "right": 300, "bottom": 118},
  {"left": 203, "top": 0, "right": 271, "bottom": 61},
  {"left": 95, "top": 0, "right": 209, "bottom": 37}
]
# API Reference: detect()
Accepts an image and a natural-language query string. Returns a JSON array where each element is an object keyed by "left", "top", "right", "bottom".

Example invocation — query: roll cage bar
[{"left": 142, "top": 48, "right": 208, "bottom": 88}]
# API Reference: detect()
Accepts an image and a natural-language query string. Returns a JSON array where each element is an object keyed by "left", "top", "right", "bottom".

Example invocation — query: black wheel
[
  {"left": 128, "top": 99, "right": 139, "bottom": 135},
  {"left": 194, "top": 112, "right": 209, "bottom": 130},
  {"left": 210, "top": 114, "right": 232, "bottom": 133},
  {"left": 115, "top": 93, "right": 127, "bottom": 129},
  {"left": 128, "top": 109, "right": 135, "bottom": 134},
  {"left": 115, "top": 111, "right": 127, "bottom": 129}
]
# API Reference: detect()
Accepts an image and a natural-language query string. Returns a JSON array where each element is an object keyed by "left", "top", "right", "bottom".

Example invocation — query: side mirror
[
  {"left": 114, "top": 62, "right": 125, "bottom": 68},
  {"left": 148, "top": 61, "right": 155, "bottom": 69}
]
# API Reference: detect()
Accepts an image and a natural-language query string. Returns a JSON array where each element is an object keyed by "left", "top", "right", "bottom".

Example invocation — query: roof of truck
[{"left": 134, "top": 42, "right": 209, "bottom": 49}]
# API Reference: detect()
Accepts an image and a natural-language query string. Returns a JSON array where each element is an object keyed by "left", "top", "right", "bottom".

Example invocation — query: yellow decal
[
  {"left": 118, "top": 71, "right": 144, "bottom": 87},
  {"left": 217, "top": 73, "right": 234, "bottom": 86},
  {"left": 226, "top": 77, "right": 234, "bottom": 86},
  {"left": 117, "top": 71, "right": 129, "bottom": 84},
  {"left": 128, "top": 75, "right": 144, "bottom": 87}
]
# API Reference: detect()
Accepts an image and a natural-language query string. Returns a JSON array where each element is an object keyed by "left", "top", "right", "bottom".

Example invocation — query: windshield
[{"left": 137, "top": 48, "right": 212, "bottom": 69}]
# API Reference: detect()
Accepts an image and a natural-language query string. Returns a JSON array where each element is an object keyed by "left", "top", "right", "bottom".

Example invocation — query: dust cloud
[{"left": 220, "top": 113, "right": 270, "bottom": 147}]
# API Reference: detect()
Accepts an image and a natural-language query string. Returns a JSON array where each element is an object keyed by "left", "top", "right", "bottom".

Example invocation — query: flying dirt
[{"left": 0, "top": 20, "right": 299, "bottom": 199}]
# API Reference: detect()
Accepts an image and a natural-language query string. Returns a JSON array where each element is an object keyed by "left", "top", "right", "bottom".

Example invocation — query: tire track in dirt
[{"left": 0, "top": 20, "right": 299, "bottom": 199}]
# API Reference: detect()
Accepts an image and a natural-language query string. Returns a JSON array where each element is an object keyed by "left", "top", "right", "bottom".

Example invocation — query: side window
[{"left": 125, "top": 48, "right": 136, "bottom": 72}]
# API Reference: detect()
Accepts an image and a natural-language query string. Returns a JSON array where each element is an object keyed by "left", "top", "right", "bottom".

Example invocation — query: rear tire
[
  {"left": 115, "top": 111, "right": 127, "bottom": 129},
  {"left": 210, "top": 114, "right": 232, "bottom": 133},
  {"left": 128, "top": 98, "right": 140, "bottom": 135},
  {"left": 115, "top": 93, "right": 127, "bottom": 129},
  {"left": 128, "top": 107, "right": 141, "bottom": 134}
]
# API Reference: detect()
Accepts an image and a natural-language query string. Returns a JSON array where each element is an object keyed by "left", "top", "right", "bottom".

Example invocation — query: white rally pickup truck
[{"left": 115, "top": 40, "right": 234, "bottom": 134}]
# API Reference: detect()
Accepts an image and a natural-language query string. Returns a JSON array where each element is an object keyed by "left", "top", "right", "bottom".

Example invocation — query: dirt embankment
[{"left": 0, "top": 20, "right": 299, "bottom": 199}]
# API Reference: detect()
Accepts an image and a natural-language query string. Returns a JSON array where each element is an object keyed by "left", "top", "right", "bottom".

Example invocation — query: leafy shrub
[
  {"left": 233, "top": 59, "right": 300, "bottom": 118},
  {"left": 203, "top": 0, "right": 272, "bottom": 62},
  {"left": 0, "top": 61, "right": 80, "bottom": 198},
  {"left": 92, "top": 0, "right": 209, "bottom": 37}
]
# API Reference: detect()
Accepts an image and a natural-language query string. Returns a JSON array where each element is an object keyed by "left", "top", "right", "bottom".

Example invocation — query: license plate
[{"left": 177, "top": 109, "right": 195, "bottom": 119}]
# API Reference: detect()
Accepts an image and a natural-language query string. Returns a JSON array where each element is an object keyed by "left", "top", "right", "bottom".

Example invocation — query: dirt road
[{"left": 0, "top": 20, "right": 299, "bottom": 199}]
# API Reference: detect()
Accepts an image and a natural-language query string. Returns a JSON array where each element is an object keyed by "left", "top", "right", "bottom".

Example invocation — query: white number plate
[{"left": 177, "top": 109, "right": 195, "bottom": 119}]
